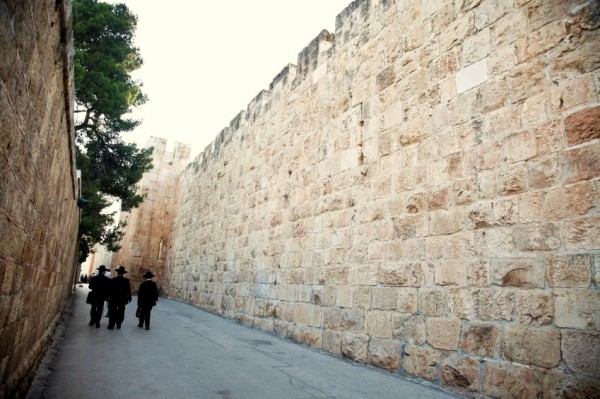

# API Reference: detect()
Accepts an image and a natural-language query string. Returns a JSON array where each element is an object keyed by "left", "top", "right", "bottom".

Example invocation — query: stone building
[
  {"left": 109, "top": 0, "right": 600, "bottom": 397},
  {"left": 0, "top": 1, "right": 80, "bottom": 397},
  {"left": 110, "top": 137, "right": 191, "bottom": 293}
]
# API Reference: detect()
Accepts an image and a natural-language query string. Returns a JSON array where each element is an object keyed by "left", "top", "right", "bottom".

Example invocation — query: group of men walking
[{"left": 87, "top": 265, "right": 159, "bottom": 330}]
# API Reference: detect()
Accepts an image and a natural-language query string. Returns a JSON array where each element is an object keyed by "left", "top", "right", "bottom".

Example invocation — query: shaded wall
[
  {"left": 0, "top": 0, "right": 79, "bottom": 397},
  {"left": 165, "top": 0, "right": 599, "bottom": 397},
  {"left": 111, "top": 137, "right": 190, "bottom": 293}
]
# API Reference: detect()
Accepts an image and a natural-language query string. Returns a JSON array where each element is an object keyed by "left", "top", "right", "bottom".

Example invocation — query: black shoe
[
  {"left": 107, "top": 325, "right": 114, "bottom": 330},
  {"left": 138, "top": 324, "right": 143, "bottom": 328},
  {"left": 116, "top": 324, "right": 121, "bottom": 329},
  {"left": 95, "top": 323, "right": 100, "bottom": 328},
  {"left": 145, "top": 327, "right": 149, "bottom": 330},
  {"left": 89, "top": 321, "right": 94, "bottom": 326}
]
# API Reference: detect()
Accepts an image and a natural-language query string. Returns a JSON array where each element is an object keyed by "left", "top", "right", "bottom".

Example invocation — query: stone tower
[{"left": 111, "top": 137, "right": 191, "bottom": 292}]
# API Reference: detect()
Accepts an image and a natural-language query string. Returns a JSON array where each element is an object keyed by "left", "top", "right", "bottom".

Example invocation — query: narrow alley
[{"left": 27, "top": 286, "right": 457, "bottom": 399}]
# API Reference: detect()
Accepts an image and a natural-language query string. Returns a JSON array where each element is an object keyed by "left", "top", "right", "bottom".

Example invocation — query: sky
[{"left": 107, "top": 0, "right": 354, "bottom": 158}]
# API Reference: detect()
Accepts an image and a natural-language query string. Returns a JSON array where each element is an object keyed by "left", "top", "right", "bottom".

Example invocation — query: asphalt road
[{"left": 27, "top": 285, "right": 458, "bottom": 399}]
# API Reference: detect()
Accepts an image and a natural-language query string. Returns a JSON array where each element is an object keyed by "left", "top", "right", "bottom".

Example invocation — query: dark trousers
[
  {"left": 90, "top": 301, "right": 104, "bottom": 324},
  {"left": 138, "top": 305, "right": 153, "bottom": 328},
  {"left": 108, "top": 302, "right": 127, "bottom": 327}
]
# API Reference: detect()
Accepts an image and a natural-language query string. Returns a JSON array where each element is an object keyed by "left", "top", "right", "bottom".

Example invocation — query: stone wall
[
  {"left": 0, "top": 0, "right": 79, "bottom": 397},
  {"left": 163, "top": 0, "right": 600, "bottom": 397},
  {"left": 111, "top": 137, "right": 190, "bottom": 293}
]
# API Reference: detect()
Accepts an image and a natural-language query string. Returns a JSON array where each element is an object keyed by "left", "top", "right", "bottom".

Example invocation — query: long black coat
[
  {"left": 138, "top": 280, "right": 159, "bottom": 308},
  {"left": 89, "top": 274, "right": 110, "bottom": 303},
  {"left": 109, "top": 275, "right": 132, "bottom": 305}
]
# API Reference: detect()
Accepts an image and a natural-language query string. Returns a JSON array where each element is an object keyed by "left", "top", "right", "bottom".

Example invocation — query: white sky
[{"left": 108, "top": 0, "right": 353, "bottom": 158}]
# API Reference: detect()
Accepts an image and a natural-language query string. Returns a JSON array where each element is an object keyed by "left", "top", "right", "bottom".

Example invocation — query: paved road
[{"left": 27, "top": 285, "right": 458, "bottom": 399}]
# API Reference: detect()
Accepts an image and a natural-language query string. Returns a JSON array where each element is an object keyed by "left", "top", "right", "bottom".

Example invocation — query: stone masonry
[
  {"left": 112, "top": 0, "right": 600, "bottom": 397},
  {"left": 111, "top": 137, "right": 190, "bottom": 293},
  {"left": 0, "top": 0, "right": 80, "bottom": 397}
]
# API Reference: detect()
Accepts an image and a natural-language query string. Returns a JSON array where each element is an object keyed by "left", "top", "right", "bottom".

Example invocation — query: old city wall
[
  {"left": 0, "top": 1, "right": 79, "bottom": 397},
  {"left": 163, "top": 0, "right": 599, "bottom": 397},
  {"left": 111, "top": 137, "right": 190, "bottom": 293}
]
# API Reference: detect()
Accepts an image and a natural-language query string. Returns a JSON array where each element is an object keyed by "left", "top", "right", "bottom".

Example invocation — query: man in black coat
[
  {"left": 88, "top": 265, "right": 110, "bottom": 328},
  {"left": 137, "top": 271, "right": 159, "bottom": 330},
  {"left": 107, "top": 265, "right": 132, "bottom": 329}
]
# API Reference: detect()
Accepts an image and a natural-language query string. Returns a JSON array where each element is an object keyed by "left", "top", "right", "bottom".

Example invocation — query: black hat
[
  {"left": 97, "top": 265, "right": 107, "bottom": 272},
  {"left": 115, "top": 266, "right": 127, "bottom": 274},
  {"left": 142, "top": 271, "right": 154, "bottom": 279}
]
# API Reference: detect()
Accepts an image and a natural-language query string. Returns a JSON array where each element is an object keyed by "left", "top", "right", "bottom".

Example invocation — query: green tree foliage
[{"left": 74, "top": 0, "right": 153, "bottom": 261}]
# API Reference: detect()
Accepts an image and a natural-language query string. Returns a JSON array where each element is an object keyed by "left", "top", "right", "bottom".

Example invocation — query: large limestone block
[
  {"left": 365, "top": 310, "right": 392, "bottom": 338},
  {"left": 504, "top": 325, "right": 561, "bottom": 368},
  {"left": 565, "top": 106, "right": 600, "bottom": 146},
  {"left": 543, "top": 370, "right": 600, "bottom": 399},
  {"left": 477, "top": 288, "right": 515, "bottom": 321},
  {"left": 546, "top": 254, "right": 592, "bottom": 288},
  {"left": 483, "top": 361, "right": 543, "bottom": 399},
  {"left": 402, "top": 344, "right": 439, "bottom": 381},
  {"left": 426, "top": 317, "right": 462, "bottom": 350},
  {"left": 516, "top": 289, "right": 553, "bottom": 326},
  {"left": 554, "top": 288, "right": 600, "bottom": 329},
  {"left": 341, "top": 333, "right": 369, "bottom": 363},
  {"left": 441, "top": 354, "right": 481, "bottom": 393},
  {"left": 490, "top": 257, "right": 545, "bottom": 288},
  {"left": 562, "top": 330, "right": 600, "bottom": 378},
  {"left": 367, "top": 338, "right": 401, "bottom": 372},
  {"left": 460, "top": 322, "right": 501, "bottom": 358},
  {"left": 392, "top": 314, "right": 426, "bottom": 345}
]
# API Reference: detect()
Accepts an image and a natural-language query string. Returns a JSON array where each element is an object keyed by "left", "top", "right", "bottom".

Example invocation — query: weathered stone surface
[
  {"left": 504, "top": 325, "right": 561, "bottom": 368},
  {"left": 554, "top": 288, "right": 600, "bottom": 330},
  {"left": 496, "top": 163, "right": 528, "bottom": 196},
  {"left": 543, "top": 370, "right": 600, "bottom": 399},
  {"left": 545, "top": 182, "right": 594, "bottom": 221},
  {"left": 340, "top": 308, "right": 364, "bottom": 332},
  {"left": 476, "top": 289, "right": 514, "bottom": 321},
  {"left": 561, "top": 215, "right": 600, "bottom": 251},
  {"left": 365, "top": 310, "right": 392, "bottom": 338},
  {"left": 321, "top": 330, "right": 343, "bottom": 355},
  {"left": 514, "top": 223, "right": 560, "bottom": 251},
  {"left": 1, "top": 2, "right": 79, "bottom": 397},
  {"left": 562, "top": 331, "right": 600, "bottom": 378},
  {"left": 448, "top": 287, "right": 477, "bottom": 319},
  {"left": 565, "top": 106, "right": 600, "bottom": 146},
  {"left": 402, "top": 344, "right": 439, "bottom": 381},
  {"left": 379, "top": 262, "right": 433, "bottom": 287},
  {"left": 419, "top": 289, "right": 447, "bottom": 317},
  {"left": 459, "top": 322, "right": 501, "bottom": 358},
  {"left": 516, "top": 289, "right": 553, "bottom": 326},
  {"left": 429, "top": 208, "right": 464, "bottom": 235},
  {"left": 503, "top": 131, "right": 537, "bottom": 163},
  {"left": 367, "top": 339, "right": 401, "bottom": 372},
  {"left": 371, "top": 287, "right": 397, "bottom": 310},
  {"left": 392, "top": 314, "right": 426, "bottom": 345},
  {"left": 546, "top": 254, "right": 592, "bottom": 288},
  {"left": 528, "top": 156, "right": 559, "bottom": 189},
  {"left": 490, "top": 258, "right": 544, "bottom": 288},
  {"left": 484, "top": 361, "right": 543, "bottom": 399},
  {"left": 441, "top": 354, "right": 481, "bottom": 393},
  {"left": 341, "top": 333, "right": 369, "bottom": 363},
  {"left": 561, "top": 143, "right": 600, "bottom": 184},
  {"left": 426, "top": 317, "right": 462, "bottom": 350},
  {"left": 435, "top": 260, "right": 468, "bottom": 286}
]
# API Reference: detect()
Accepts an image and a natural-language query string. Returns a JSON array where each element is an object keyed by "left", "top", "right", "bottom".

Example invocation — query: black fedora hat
[
  {"left": 142, "top": 271, "right": 154, "bottom": 279},
  {"left": 97, "top": 265, "right": 107, "bottom": 272},
  {"left": 115, "top": 266, "right": 127, "bottom": 274}
]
